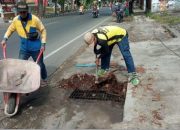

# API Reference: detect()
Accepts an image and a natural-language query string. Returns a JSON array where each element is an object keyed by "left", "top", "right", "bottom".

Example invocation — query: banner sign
[{"left": 0, "top": 0, "right": 16, "bottom": 4}]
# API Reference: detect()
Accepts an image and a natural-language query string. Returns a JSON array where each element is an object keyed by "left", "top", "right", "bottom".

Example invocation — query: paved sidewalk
[
  {"left": 118, "top": 20, "right": 180, "bottom": 129},
  {"left": 122, "top": 38, "right": 180, "bottom": 129}
]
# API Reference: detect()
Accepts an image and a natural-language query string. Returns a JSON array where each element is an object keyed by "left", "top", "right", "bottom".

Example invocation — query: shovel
[{"left": 95, "top": 55, "right": 99, "bottom": 84}]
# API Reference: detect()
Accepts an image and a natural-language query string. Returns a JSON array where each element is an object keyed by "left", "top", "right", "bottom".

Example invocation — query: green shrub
[{"left": 147, "top": 12, "right": 180, "bottom": 25}]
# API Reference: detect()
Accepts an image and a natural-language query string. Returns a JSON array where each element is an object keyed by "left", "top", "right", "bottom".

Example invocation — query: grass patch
[{"left": 146, "top": 12, "right": 180, "bottom": 25}]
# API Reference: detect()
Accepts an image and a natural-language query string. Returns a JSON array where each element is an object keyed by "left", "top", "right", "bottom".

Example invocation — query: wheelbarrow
[{"left": 0, "top": 45, "right": 43, "bottom": 117}]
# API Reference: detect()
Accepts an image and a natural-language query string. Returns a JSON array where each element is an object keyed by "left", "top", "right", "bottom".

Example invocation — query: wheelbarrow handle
[
  {"left": 2, "top": 44, "right": 7, "bottom": 59},
  {"left": 36, "top": 49, "right": 44, "bottom": 64}
]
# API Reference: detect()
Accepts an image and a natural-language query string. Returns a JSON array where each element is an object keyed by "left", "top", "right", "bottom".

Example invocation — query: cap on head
[
  {"left": 83, "top": 32, "right": 94, "bottom": 45},
  {"left": 17, "top": 1, "right": 28, "bottom": 12}
]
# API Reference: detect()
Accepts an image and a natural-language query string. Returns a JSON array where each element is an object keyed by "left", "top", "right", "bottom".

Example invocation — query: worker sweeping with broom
[{"left": 83, "top": 25, "right": 139, "bottom": 86}]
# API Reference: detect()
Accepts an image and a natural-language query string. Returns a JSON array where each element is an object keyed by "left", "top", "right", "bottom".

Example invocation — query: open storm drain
[
  {"left": 69, "top": 89, "right": 124, "bottom": 102},
  {"left": 58, "top": 73, "right": 128, "bottom": 102}
]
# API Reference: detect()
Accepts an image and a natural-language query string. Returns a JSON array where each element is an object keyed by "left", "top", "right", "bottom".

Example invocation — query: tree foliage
[
  {"left": 86, "top": 0, "right": 93, "bottom": 5},
  {"left": 74, "top": 0, "right": 81, "bottom": 6}
]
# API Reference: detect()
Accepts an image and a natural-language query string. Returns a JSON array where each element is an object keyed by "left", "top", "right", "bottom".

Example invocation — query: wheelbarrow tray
[{"left": 0, "top": 58, "right": 40, "bottom": 93}]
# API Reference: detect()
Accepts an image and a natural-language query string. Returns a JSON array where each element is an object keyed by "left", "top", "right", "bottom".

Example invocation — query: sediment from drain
[{"left": 57, "top": 73, "right": 127, "bottom": 97}]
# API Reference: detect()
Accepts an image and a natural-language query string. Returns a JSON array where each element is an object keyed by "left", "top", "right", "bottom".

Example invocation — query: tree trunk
[
  {"left": 71, "top": 0, "right": 74, "bottom": 11},
  {"left": 129, "top": 0, "right": 134, "bottom": 15},
  {"left": 38, "top": 0, "right": 44, "bottom": 17}
]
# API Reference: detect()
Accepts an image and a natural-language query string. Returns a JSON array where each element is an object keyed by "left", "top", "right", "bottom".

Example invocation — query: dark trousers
[
  {"left": 19, "top": 50, "right": 47, "bottom": 80},
  {"left": 101, "top": 35, "right": 136, "bottom": 73}
]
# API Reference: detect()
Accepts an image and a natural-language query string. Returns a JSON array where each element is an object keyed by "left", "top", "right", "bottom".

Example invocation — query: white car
[
  {"left": 166, "top": 0, "right": 180, "bottom": 10},
  {"left": 166, "top": 0, "right": 175, "bottom": 9}
]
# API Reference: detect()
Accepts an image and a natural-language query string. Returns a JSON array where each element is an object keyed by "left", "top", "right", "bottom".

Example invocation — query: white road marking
[
  {"left": 44, "top": 17, "right": 110, "bottom": 60},
  {"left": 45, "top": 22, "right": 58, "bottom": 26}
]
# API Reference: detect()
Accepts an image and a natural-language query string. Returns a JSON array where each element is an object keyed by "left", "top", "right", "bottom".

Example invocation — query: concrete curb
[{"left": 123, "top": 82, "right": 137, "bottom": 122}]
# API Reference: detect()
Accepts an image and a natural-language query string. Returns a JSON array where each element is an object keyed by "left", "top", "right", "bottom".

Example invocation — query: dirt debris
[
  {"left": 57, "top": 73, "right": 127, "bottom": 96},
  {"left": 136, "top": 65, "right": 146, "bottom": 73},
  {"left": 151, "top": 110, "right": 163, "bottom": 127},
  {"left": 152, "top": 110, "right": 163, "bottom": 120},
  {"left": 138, "top": 114, "right": 148, "bottom": 123}
]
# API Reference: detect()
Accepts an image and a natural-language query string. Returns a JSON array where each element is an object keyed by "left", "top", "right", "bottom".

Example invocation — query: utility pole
[
  {"left": 38, "top": 0, "right": 44, "bottom": 18},
  {"left": 55, "top": 0, "right": 57, "bottom": 15}
]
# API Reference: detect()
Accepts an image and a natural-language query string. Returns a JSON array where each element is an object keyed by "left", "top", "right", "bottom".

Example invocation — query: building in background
[
  {"left": 0, "top": 0, "right": 16, "bottom": 22},
  {"left": 137, "top": 0, "right": 180, "bottom": 12}
]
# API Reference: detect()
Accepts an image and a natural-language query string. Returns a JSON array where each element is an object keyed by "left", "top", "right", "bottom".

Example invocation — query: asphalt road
[{"left": 0, "top": 7, "right": 112, "bottom": 76}]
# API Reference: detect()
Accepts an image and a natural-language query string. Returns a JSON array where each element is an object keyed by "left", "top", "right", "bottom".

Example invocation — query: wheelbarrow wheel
[{"left": 6, "top": 93, "right": 16, "bottom": 114}]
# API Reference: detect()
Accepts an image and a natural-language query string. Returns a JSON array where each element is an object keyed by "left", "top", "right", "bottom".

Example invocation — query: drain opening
[
  {"left": 58, "top": 73, "right": 128, "bottom": 102},
  {"left": 69, "top": 89, "right": 125, "bottom": 103}
]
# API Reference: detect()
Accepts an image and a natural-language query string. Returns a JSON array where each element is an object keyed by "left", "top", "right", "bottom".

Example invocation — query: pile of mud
[{"left": 57, "top": 73, "right": 127, "bottom": 96}]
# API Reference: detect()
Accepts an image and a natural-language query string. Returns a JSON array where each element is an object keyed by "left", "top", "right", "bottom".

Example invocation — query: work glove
[
  {"left": 129, "top": 72, "right": 140, "bottom": 86},
  {"left": 1, "top": 38, "right": 7, "bottom": 47},
  {"left": 41, "top": 43, "right": 46, "bottom": 51},
  {"left": 97, "top": 69, "right": 108, "bottom": 77}
]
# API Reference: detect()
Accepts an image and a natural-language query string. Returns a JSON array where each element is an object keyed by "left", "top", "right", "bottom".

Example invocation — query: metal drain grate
[{"left": 69, "top": 89, "right": 124, "bottom": 102}]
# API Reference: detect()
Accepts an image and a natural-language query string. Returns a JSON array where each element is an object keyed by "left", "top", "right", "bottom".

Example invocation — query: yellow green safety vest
[{"left": 92, "top": 26, "right": 127, "bottom": 46}]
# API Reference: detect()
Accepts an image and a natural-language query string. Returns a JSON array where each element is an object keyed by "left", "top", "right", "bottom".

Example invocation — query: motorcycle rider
[
  {"left": 92, "top": 1, "right": 99, "bottom": 17},
  {"left": 79, "top": 3, "right": 84, "bottom": 15},
  {"left": 115, "top": 1, "right": 125, "bottom": 22}
]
